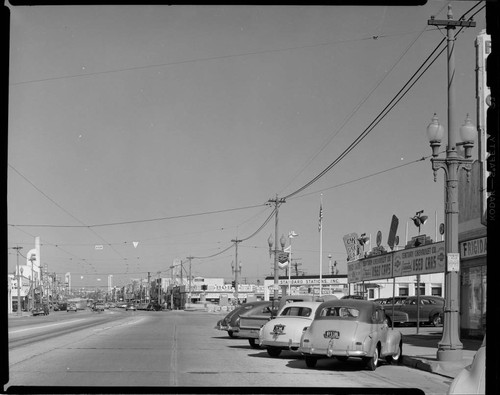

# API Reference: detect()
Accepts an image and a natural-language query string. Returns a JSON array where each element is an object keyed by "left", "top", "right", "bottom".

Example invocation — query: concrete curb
[{"left": 401, "top": 354, "right": 474, "bottom": 378}]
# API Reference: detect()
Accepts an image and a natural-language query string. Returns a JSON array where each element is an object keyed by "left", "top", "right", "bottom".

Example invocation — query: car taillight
[{"left": 235, "top": 316, "right": 240, "bottom": 325}]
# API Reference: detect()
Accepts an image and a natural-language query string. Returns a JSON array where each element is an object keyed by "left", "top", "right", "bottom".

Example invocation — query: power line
[
  {"left": 278, "top": 23, "right": 430, "bottom": 196},
  {"left": 10, "top": 29, "right": 432, "bottom": 87},
  {"left": 281, "top": 2, "right": 482, "bottom": 201}
]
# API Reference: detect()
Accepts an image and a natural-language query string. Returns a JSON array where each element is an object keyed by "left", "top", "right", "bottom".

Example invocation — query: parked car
[
  {"left": 299, "top": 299, "right": 403, "bottom": 371},
  {"left": 237, "top": 295, "right": 338, "bottom": 348},
  {"left": 147, "top": 302, "right": 162, "bottom": 311},
  {"left": 215, "top": 301, "right": 276, "bottom": 339},
  {"left": 258, "top": 301, "right": 323, "bottom": 357},
  {"left": 32, "top": 305, "right": 49, "bottom": 316},
  {"left": 341, "top": 295, "right": 365, "bottom": 300},
  {"left": 374, "top": 296, "right": 407, "bottom": 305},
  {"left": 67, "top": 303, "right": 78, "bottom": 312},
  {"left": 447, "top": 335, "right": 486, "bottom": 394},
  {"left": 125, "top": 303, "right": 137, "bottom": 311},
  {"left": 384, "top": 295, "right": 444, "bottom": 327}
]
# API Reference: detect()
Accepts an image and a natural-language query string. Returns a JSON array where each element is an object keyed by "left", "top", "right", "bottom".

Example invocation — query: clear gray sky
[{"left": 7, "top": 2, "right": 487, "bottom": 289}]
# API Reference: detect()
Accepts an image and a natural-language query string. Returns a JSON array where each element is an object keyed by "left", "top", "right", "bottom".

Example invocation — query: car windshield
[
  {"left": 319, "top": 306, "right": 359, "bottom": 318},
  {"left": 279, "top": 306, "right": 312, "bottom": 317}
]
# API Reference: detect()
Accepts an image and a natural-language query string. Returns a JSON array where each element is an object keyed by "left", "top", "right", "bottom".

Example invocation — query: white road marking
[{"left": 9, "top": 319, "right": 87, "bottom": 334}]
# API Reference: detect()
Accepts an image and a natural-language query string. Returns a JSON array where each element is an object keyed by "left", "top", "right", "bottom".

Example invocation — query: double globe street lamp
[{"left": 426, "top": 113, "right": 476, "bottom": 362}]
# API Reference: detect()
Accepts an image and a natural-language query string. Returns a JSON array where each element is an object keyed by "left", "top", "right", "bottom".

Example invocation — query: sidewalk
[{"left": 401, "top": 332, "right": 482, "bottom": 378}]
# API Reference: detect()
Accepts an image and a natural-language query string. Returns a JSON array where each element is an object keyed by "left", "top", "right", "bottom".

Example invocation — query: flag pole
[{"left": 319, "top": 194, "right": 323, "bottom": 297}]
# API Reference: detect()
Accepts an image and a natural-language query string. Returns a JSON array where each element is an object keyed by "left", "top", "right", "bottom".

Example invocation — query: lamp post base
[{"left": 437, "top": 348, "right": 463, "bottom": 362}]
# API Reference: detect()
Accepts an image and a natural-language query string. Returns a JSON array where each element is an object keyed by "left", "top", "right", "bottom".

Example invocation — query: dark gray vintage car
[
  {"left": 299, "top": 299, "right": 402, "bottom": 371},
  {"left": 215, "top": 301, "right": 277, "bottom": 338},
  {"left": 383, "top": 295, "right": 444, "bottom": 327}
]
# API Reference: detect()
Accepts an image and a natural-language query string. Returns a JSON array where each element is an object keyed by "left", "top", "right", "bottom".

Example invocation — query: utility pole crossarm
[{"left": 428, "top": 19, "right": 476, "bottom": 28}]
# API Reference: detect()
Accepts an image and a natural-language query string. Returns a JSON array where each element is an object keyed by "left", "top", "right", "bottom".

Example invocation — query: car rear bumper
[
  {"left": 300, "top": 346, "right": 367, "bottom": 358},
  {"left": 238, "top": 328, "right": 260, "bottom": 339},
  {"left": 261, "top": 340, "right": 301, "bottom": 350}
]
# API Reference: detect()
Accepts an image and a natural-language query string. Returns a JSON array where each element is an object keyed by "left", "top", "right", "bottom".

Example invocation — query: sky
[{"left": 6, "top": 1, "right": 488, "bottom": 290}]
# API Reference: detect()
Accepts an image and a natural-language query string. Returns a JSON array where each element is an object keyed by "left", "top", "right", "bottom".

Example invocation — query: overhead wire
[
  {"left": 281, "top": 2, "right": 483, "bottom": 201},
  {"left": 8, "top": 3, "right": 484, "bottom": 276}
]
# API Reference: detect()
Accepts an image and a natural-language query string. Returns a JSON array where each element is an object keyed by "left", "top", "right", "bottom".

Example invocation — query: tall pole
[
  {"left": 13, "top": 247, "right": 23, "bottom": 315},
  {"left": 319, "top": 195, "right": 323, "bottom": 297},
  {"left": 428, "top": 5, "right": 476, "bottom": 362},
  {"left": 231, "top": 241, "right": 241, "bottom": 302},
  {"left": 288, "top": 238, "right": 292, "bottom": 295},
  {"left": 268, "top": 195, "right": 285, "bottom": 301},
  {"left": 187, "top": 256, "right": 193, "bottom": 304}
]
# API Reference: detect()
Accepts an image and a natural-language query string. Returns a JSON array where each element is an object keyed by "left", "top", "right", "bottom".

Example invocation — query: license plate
[
  {"left": 323, "top": 330, "right": 340, "bottom": 339},
  {"left": 272, "top": 324, "right": 285, "bottom": 335}
]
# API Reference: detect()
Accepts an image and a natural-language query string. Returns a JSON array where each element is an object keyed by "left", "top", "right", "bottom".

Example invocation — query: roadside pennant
[{"left": 133, "top": 242, "right": 139, "bottom": 248}]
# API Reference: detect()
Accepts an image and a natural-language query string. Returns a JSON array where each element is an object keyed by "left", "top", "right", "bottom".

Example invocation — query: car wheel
[
  {"left": 305, "top": 357, "right": 318, "bottom": 368},
  {"left": 267, "top": 347, "right": 281, "bottom": 358},
  {"left": 432, "top": 314, "right": 442, "bottom": 327},
  {"left": 365, "top": 345, "right": 379, "bottom": 371},
  {"left": 248, "top": 338, "right": 260, "bottom": 349},
  {"left": 386, "top": 340, "right": 403, "bottom": 365},
  {"left": 227, "top": 331, "right": 234, "bottom": 338}
]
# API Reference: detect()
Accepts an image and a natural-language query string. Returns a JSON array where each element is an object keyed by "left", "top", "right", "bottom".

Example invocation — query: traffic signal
[{"left": 231, "top": 281, "right": 235, "bottom": 288}]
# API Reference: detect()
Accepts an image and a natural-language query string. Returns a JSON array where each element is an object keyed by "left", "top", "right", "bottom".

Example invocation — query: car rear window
[
  {"left": 319, "top": 306, "right": 359, "bottom": 318},
  {"left": 280, "top": 307, "right": 312, "bottom": 317}
]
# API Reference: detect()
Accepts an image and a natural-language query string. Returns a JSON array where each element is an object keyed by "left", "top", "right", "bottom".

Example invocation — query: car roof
[
  {"left": 406, "top": 295, "right": 444, "bottom": 300},
  {"left": 277, "top": 301, "right": 322, "bottom": 313},
  {"left": 314, "top": 299, "right": 382, "bottom": 321}
]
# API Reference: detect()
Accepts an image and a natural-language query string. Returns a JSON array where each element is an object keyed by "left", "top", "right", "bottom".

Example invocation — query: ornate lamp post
[
  {"left": 427, "top": 113, "right": 476, "bottom": 361},
  {"left": 411, "top": 210, "right": 429, "bottom": 235},
  {"left": 357, "top": 233, "right": 370, "bottom": 258},
  {"left": 12, "top": 246, "right": 23, "bottom": 315},
  {"left": 268, "top": 233, "right": 286, "bottom": 300},
  {"left": 426, "top": 4, "right": 476, "bottom": 362},
  {"left": 287, "top": 231, "right": 299, "bottom": 295}
]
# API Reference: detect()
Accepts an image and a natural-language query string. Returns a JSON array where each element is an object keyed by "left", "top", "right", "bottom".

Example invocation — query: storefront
[
  {"left": 459, "top": 236, "right": 487, "bottom": 339},
  {"left": 263, "top": 274, "right": 349, "bottom": 300}
]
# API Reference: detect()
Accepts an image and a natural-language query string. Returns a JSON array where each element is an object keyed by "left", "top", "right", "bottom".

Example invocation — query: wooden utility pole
[{"left": 231, "top": 240, "right": 242, "bottom": 302}]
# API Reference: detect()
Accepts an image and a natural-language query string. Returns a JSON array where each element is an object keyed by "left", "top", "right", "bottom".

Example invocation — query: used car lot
[{"left": 299, "top": 299, "right": 403, "bottom": 371}]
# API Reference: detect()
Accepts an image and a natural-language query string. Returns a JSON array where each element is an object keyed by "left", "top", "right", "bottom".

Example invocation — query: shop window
[
  {"left": 416, "top": 284, "right": 425, "bottom": 296},
  {"left": 398, "top": 287, "right": 409, "bottom": 297},
  {"left": 431, "top": 287, "right": 442, "bottom": 296},
  {"left": 368, "top": 289, "right": 375, "bottom": 299}
]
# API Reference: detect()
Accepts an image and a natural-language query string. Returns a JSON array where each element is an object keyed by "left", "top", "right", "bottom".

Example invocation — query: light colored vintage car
[
  {"left": 258, "top": 301, "right": 323, "bottom": 357},
  {"left": 447, "top": 335, "right": 486, "bottom": 394},
  {"left": 299, "top": 299, "right": 403, "bottom": 371}
]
